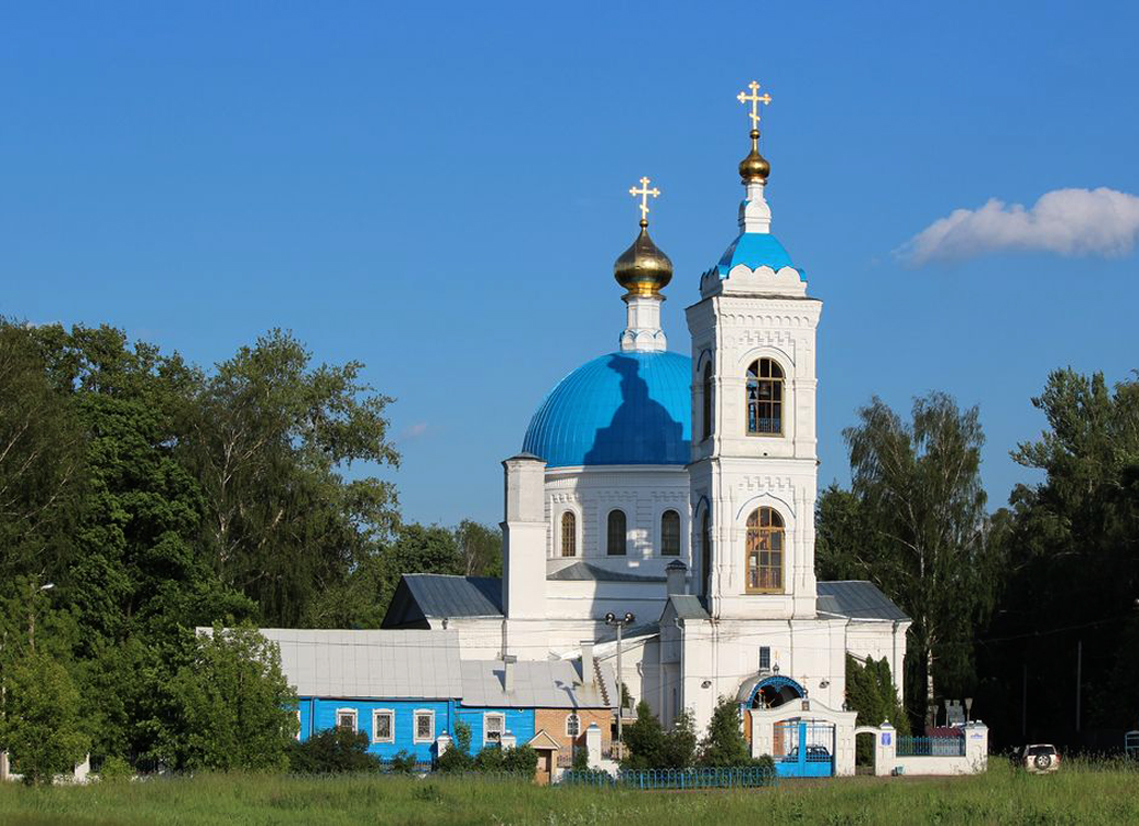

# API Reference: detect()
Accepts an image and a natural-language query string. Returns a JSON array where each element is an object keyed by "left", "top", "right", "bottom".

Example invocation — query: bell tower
[{"left": 687, "top": 81, "right": 822, "bottom": 620}]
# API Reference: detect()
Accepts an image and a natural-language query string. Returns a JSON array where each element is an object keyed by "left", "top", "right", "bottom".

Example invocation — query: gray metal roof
[
  {"left": 405, "top": 574, "right": 504, "bottom": 618},
  {"left": 254, "top": 628, "right": 464, "bottom": 699},
  {"left": 547, "top": 562, "right": 665, "bottom": 583},
  {"left": 817, "top": 581, "right": 910, "bottom": 621},
  {"left": 666, "top": 594, "right": 710, "bottom": 620},
  {"left": 459, "top": 659, "right": 616, "bottom": 709}
]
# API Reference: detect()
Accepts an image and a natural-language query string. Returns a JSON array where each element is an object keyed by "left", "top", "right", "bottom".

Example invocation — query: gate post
[{"left": 875, "top": 722, "right": 896, "bottom": 776}]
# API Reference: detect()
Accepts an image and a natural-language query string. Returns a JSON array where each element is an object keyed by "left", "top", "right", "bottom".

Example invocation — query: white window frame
[
  {"left": 335, "top": 707, "right": 358, "bottom": 733},
  {"left": 484, "top": 712, "right": 505, "bottom": 745},
  {"left": 565, "top": 712, "right": 581, "bottom": 739},
  {"left": 413, "top": 709, "right": 435, "bottom": 743},
  {"left": 295, "top": 709, "right": 302, "bottom": 741},
  {"left": 372, "top": 709, "right": 395, "bottom": 744}
]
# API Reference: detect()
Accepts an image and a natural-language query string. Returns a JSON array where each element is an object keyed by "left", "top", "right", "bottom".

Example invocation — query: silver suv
[{"left": 1021, "top": 744, "right": 1060, "bottom": 773}]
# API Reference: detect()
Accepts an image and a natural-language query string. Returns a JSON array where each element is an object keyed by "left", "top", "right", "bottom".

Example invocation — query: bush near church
[
  {"left": 621, "top": 697, "right": 774, "bottom": 775},
  {"left": 435, "top": 721, "right": 538, "bottom": 777}
]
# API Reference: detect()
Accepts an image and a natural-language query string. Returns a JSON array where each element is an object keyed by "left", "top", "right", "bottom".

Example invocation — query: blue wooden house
[{"left": 256, "top": 628, "right": 616, "bottom": 771}]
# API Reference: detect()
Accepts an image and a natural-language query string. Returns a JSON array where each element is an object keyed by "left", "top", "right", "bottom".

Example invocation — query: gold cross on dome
[
  {"left": 737, "top": 80, "right": 772, "bottom": 130},
  {"left": 629, "top": 177, "right": 660, "bottom": 223}
]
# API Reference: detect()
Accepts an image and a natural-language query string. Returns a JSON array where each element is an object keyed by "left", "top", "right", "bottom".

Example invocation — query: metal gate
[{"left": 773, "top": 719, "right": 835, "bottom": 777}]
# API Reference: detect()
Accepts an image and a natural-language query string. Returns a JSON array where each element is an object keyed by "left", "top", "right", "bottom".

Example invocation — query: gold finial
[
  {"left": 628, "top": 177, "right": 661, "bottom": 227},
  {"left": 736, "top": 80, "right": 773, "bottom": 183},
  {"left": 615, "top": 177, "right": 672, "bottom": 297},
  {"left": 736, "top": 80, "right": 772, "bottom": 131}
]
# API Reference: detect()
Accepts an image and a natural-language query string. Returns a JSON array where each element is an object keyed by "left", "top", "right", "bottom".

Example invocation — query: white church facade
[{"left": 382, "top": 84, "right": 913, "bottom": 776}]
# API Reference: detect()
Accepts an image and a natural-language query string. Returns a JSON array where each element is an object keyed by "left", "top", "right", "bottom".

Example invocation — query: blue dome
[
  {"left": 523, "top": 351, "right": 692, "bottom": 468},
  {"left": 717, "top": 231, "right": 794, "bottom": 275}
]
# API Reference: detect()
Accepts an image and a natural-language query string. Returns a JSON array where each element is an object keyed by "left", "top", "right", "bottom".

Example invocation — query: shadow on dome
[{"left": 582, "top": 355, "right": 689, "bottom": 465}]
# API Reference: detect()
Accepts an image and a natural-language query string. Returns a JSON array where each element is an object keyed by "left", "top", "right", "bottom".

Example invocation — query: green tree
[
  {"left": 158, "top": 624, "right": 297, "bottom": 771},
  {"left": 820, "top": 392, "right": 998, "bottom": 727},
  {"left": 622, "top": 700, "right": 666, "bottom": 769},
  {"left": 0, "top": 321, "right": 84, "bottom": 583},
  {"left": 0, "top": 653, "right": 90, "bottom": 785},
  {"left": 697, "top": 697, "right": 752, "bottom": 768},
  {"left": 185, "top": 329, "right": 400, "bottom": 627},
  {"left": 661, "top": 710, "right": 697, "bottom": 769},
  {"left": 977, "top": 369, "right": 1139, "bottom": 737},
  {"left": 455, "top": 520, "right": 503, "bottom": 578},
  {"left": 845, "top": 655, "right": 909, "bottom": 764}
]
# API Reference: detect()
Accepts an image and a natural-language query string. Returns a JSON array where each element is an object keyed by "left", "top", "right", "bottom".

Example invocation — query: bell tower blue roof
[
  {"left": 717, "top": 231, "right": 794, "bottom": 275},
  {"left": 522, "top": 351, "right": 692, "bottom": 468}
]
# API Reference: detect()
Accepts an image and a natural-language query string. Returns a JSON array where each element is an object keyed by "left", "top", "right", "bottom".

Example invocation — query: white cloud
[
  {"left": 896, "top": 187, "right": 1139, "bottom": 265},
  {"left": 400, "top": 422, "right": 429, "bottom": 440}
]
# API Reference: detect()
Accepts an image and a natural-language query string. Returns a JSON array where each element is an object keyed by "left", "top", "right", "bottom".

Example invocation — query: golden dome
[
  {"left": 739, "top": 129, "right": 771, "bottom": 183},
  {"left": 614, "top": 220, "right": 673, "bottom": 297}
]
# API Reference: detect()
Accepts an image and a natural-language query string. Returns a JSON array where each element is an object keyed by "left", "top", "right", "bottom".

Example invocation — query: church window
[
  {"left": 745, "top": 507, "right": 784, "bottom": 594},
  {"left": 414, "top": 710, "right": 434, "bottom": 743},
  {"left": 566, "top": 713, "right": 581, "bottom": 738},
  {"left": 484, "top": 713, "right": 505, "bottom": 744},
  {"left": 702, "top": 361, "right": 713, "bottom": 441},
  {"left": 607, "top": 510, "right": 627, "bottom": 556},
  {"left": 337, "top": 708, "right": 358, "bottom": 733},
  {"left": 661, "top": 510, "right": 680, "bottom": 556},
  {"left": 746, "top": 358, "right": 784, "bottom": 435},
  {"left": 759, "top": 646, "right": 771, "bottom": 671},
  {"left": 561, "top": 511, "right": 577, "bottom": 557},
  {"left": 701, "top": 509, "right": 712, "bottom": 597},
  {"left": 372, "top": 709, "right": 394, "bottom": 743}
]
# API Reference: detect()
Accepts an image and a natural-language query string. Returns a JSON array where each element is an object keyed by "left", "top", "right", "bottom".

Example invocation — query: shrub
[
  {"left": 436, "top": 721, "right": 473, "bottom": 774},
  {"left": 388, "top": 750, "right": 418, "bottom": 774},
  {"left": 98, "top": 756, "right": 133, "bottom": 783},
  {"left": 502, "top": 744, "right": 538, "bottom": 776},
  {"left": 472, "top": 745, "right": 505, "bottom": 772},
  {"left": 287, "top": 728, "right": 380, "bottom": 774}
]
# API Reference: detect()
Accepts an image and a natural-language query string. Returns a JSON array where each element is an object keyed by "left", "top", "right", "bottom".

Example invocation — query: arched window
[
  {"left": 566, "top": 712, "right": 581, "bottom": 738},
  {"left": 607, "top": 510, "right": 627, "bottom": 556},
  {"left": 701, "top": 509, "right": 712, "bottom": 597},
  {"left": 746, "top": 507, "right": 784, "bottom": 594},
  {"left": 561, "top": 511, "right": 576, "bottom": 557},
  {"left": 661, "top": 510, "right": 680, "bottom": 556},
  {"left": 746, "top": 358, "right": 784, "bottom": 435},
  {"left": 702, "top": 361, "right": 713, "bottom": 441}
]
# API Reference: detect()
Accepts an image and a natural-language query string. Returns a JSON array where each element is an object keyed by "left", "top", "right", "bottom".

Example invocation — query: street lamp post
[{"left": 605, "top": 611, "right": 635, "bottom": 755}]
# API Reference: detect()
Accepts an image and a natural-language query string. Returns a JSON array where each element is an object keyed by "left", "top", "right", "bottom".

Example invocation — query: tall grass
[{"left": 0, "top": 758, "right": 1135, "bottom": 826}]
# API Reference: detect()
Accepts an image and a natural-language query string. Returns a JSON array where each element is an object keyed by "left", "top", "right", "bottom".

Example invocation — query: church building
[{"left": 382, "top": 82, "right": 911, "bottom": 777}]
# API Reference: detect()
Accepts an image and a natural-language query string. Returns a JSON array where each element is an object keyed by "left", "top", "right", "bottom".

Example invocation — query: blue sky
[{"left": 3, "top": 1, "right": 1138, "bottom": 527}]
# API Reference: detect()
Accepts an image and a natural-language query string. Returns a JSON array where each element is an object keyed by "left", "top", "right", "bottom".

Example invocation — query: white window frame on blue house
[
  {"left": 372, "top": 709, "right": 395, "bottom": 744},
  {"left": 336, "top": 708, "right": 358, "bottom": 733},
  {"left": 295, "top": 709, "right": 302, "bottom": 740},
  {"left": 413, "top": 710, "right": 435, "bottom": 743},
  {"left": 484, "top": 713, "right": 505, "bottom": 745}
]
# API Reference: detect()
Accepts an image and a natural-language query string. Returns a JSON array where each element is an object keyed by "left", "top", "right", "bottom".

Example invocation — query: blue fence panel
[
  {"left": 559, "top": 767, "right": 777, "bottom": 790},
  {"left": 896, "top": 736, "right": 965, "bottom": 757}
]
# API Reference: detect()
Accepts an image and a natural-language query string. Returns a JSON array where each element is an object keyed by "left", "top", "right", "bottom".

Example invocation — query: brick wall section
[{"left": 533, "top": 708, "right": 612, "bottom": 754}]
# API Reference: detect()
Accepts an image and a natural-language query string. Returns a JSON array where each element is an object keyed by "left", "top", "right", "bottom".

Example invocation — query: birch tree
[{"left": 829, "top": 392, "right": 996, "bottom": 727}]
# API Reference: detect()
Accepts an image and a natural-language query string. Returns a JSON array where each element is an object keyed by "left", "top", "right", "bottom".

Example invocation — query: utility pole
[{"left": 605, "top": 611, "right": 635, "bottom": 756}]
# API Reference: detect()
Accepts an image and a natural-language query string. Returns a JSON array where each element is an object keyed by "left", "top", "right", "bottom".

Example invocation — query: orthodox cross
[
  {"left": 737, "top": 80, "right": 772, "bottom": 130},
  {"left": 628, "top": 177, "right": 660, "bottom": 223}
]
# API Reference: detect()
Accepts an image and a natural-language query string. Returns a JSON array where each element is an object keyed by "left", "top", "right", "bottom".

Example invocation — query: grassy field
[{"left": 0, "top": 760, "right": 1137, "bottom": 826}]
